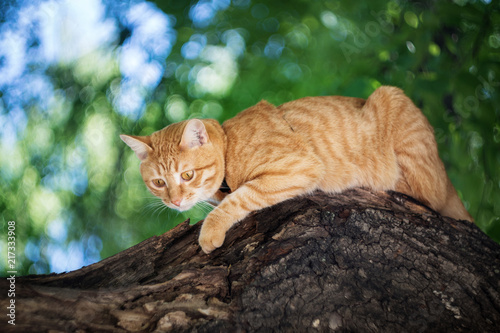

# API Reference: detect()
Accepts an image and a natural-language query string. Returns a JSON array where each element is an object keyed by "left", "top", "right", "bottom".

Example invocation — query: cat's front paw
[{"left": 198, "top": 218, "right": 226, "bottom": 254}]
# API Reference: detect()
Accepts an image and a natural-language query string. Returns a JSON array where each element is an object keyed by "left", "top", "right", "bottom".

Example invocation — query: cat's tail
[{"left": 440, "top": 179, "right": 474, "bottom": 222}]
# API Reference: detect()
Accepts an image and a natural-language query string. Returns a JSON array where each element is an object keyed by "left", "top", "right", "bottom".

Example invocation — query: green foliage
[{"left": 1, "top": 0, "right": 499, "bottom": 275}]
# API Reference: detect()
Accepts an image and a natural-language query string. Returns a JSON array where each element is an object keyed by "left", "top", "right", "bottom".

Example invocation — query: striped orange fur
[{"left": 121, "top": 86, "right": 473, "bottom": 254}]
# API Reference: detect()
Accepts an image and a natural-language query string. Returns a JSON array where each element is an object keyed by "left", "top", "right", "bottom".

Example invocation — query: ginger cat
[{"left": 121, "top": 86, "right": 473, "bottom": 254}]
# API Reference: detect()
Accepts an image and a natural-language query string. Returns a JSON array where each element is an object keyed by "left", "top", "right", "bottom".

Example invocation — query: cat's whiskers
[
  {"left": 143, "top": 198, "right": 162, "bottom": 211},
  {"left": 142, "top": 198, "right": 171, "bottom": 219},
  {"left": 195, "top": 201, "right": 215, "bottom": 216},
  {"left": 153, "top": 204, "right": 169, "bottom": 218}
]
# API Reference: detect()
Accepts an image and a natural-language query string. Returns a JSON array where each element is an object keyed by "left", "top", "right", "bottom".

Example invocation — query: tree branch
[{"left": 2, "top": 188, "right": 499, "bottom": 332}]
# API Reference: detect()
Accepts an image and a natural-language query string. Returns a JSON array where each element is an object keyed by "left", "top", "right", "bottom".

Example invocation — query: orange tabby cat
[{"left": 121, "top": 86, "right": 473, "bottom": 254}]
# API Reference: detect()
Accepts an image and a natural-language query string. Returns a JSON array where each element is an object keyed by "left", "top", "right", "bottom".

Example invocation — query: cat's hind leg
[{"left": 389, "top": 93, "right": 472, "bottom": 221}]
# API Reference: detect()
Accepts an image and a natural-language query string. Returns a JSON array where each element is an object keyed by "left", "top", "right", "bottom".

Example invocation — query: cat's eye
[
  {"left": 152, "top": 179, "right": 166, "bottom": 187},
  {"left": 181, "top": 170, "right": 194, "bottom": 181}
]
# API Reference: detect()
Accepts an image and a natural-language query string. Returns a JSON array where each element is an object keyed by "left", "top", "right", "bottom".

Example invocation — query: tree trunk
[{"left": 2, "top": 188, "right": 499, "bottom": 332}]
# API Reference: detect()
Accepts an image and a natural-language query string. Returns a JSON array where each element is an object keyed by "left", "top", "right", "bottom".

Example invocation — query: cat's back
[
  {"left": 222, "top": 95, "right": 372, "bottom": 156},
  {"left": 223, "top": 95, "right": 366, "bottom": 134},
  {"left": 280, "top": 95, "right": 366, "bottom": 116},
  {"left": 222, "top": 95, "right": 373, "bottom": 190}
]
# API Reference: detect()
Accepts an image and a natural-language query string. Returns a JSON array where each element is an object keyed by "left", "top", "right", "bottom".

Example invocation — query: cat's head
[{"left": 120, "top": 119, "right": 225, "bottom": 211}]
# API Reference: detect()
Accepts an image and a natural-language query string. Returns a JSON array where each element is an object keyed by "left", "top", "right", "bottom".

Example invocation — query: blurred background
[{"left": 1, "top": 0, "right": 498, "bottom": 275}]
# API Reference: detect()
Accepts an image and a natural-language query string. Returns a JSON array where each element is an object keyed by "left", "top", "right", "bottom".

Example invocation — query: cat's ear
[
  {"left": 120, "top": 134, "right": 153, "bottom": 161},
  {"left": 179, "top": 119, "right": 209, "bottom": 150}
]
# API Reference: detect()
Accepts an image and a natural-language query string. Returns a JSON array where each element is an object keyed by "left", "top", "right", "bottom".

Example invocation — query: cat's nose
[{"left": 171, "top": 199, "right": 182, "bottom": 207}]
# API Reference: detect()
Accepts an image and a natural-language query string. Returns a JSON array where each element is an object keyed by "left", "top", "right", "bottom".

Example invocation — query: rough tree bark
[{"left": 1, "top": 188, "right": 499, "bottom": 332}]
